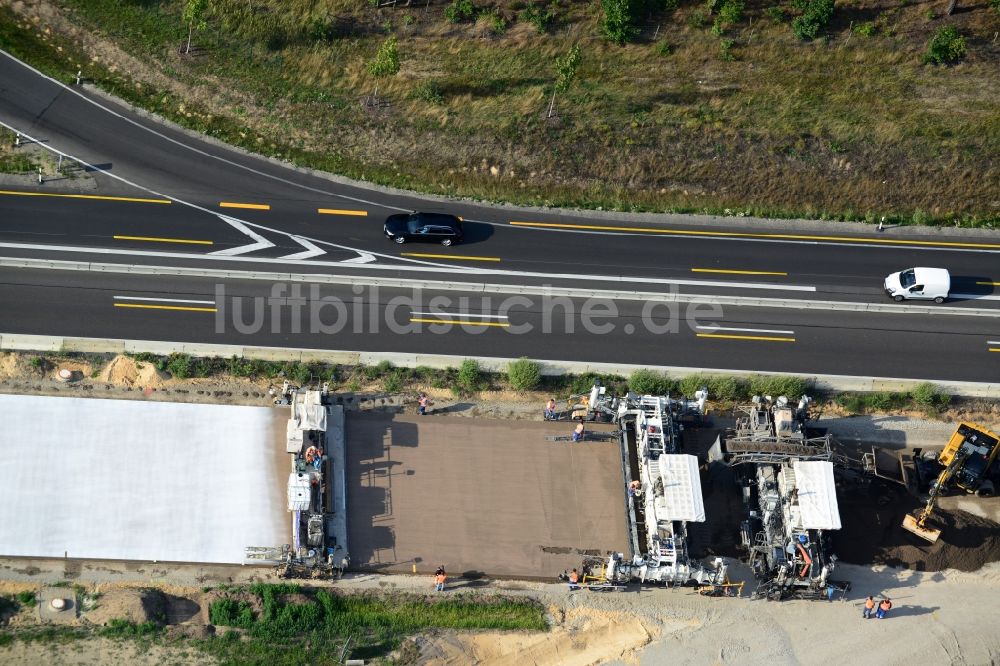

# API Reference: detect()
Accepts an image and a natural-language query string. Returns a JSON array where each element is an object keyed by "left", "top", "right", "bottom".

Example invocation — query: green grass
[
  {"left": 1, "top": 2, "right": 996, "bottom": 226},
  {"left": 201, "top": 585, "right": 546, "bottom": 664}
]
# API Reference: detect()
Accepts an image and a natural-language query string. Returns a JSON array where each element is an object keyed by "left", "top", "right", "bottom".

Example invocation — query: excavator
[{"left": 902, "top": 422, "right": 1000, "bottom": 543}]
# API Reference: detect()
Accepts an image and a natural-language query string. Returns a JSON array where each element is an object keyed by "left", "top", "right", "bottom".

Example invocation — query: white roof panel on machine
[
  {"left": 792, "top": 460, "right": 841, "bottom": 530},
  {"left": 652, "top": 454, "right": 706, "bottom": 522}
]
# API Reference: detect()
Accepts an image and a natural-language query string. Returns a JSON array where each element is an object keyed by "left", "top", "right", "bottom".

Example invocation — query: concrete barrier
[{"left": 1, "top": 332, "right": 997, "bottom": 397}]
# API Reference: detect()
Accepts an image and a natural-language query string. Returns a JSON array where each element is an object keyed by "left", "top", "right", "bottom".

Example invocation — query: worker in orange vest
[
  {"left": 434, "top": 567, "right": 447, "bottom": 592},
  {"left": 568, "top": 568, "right": 580, "bottom": 591},
  {"left": 863, "top": 596, "right": 875, "bottom": 619},
  {"left": 572, "top": 422, "right": 585, "bottom": 442},
  {"left": 876, "top": 597, "right": 892, "bottom": 619}
]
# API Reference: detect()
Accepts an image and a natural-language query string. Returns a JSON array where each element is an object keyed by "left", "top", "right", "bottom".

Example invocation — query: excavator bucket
[{"left": 902, "top": 513, "right": 941, "bottom": 544}]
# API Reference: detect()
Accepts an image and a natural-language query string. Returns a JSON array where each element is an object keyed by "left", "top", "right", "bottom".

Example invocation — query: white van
[{"left": 884, "top": 267, "right": 950, "bottom": 303}]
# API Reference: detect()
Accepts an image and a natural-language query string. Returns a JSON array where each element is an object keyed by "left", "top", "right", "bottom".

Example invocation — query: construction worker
[
  {"left": 418, "top": 393, "right": 431, "bottom": 416},
  {"left": 544, "top": 398, "right": 557, "bottom": 420},
  {"left": 629, "top": 480, "right": 642, "bottom": 498},
  {"left": 876, "top": 597, "right": 892, "bottom": 619},
  {"left": 434, "top": 567, "right": 447, "bottom": 592},
  {"left": 567, "top": 568, "right": 580, "bottom": 591},
  {"left": 572, "top": 421, "right": 585, "bottom": 442},
  {"left": 863, "top": 596, "right": 876, "bottom": 619}
]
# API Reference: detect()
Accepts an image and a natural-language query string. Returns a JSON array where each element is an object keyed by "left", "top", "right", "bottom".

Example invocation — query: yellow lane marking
[
  {"left": 318, "top": 208, "right": 368, "bottom": 216},
  {"left": 114, "top": 235, "right": 213, "bottom": 245},
  {"left": 697, "top": 333, "right": 795, "bottom": 343},
  {"left": 692, "top": 268, "right": 788, "bottom": 276},
  {"left": 409, "top": 317, "right": 510, "bottom": 327},
  {"left": 0, "top": 189, "right": 170, "bottom": 204},
  {"left": 401, "top": 253, "right": 501, "bottom": 262},
  {"left": 509, "top": 220, "right": 1000, "bottom": 250},
  {"left": 990, "top": 348, "right": 1000, "bottom": 352},
  {"left": 219, "top": 201, "right": 271, "bottom": 210},
  {"left": 977, "top": 281, "right": 1000, "bottom": 286},
  {"left": 114, "top": 303, "right": 217, "bottom": 313}
]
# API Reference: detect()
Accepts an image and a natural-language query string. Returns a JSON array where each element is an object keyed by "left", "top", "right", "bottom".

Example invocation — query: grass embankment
[
  {"left": 26, "top": 349, "right": 956, "bottom": 415},
  {"left": 203, "top": 583, "right": 546, "bottom": 664},
  {"left": 1, "top": 1, "right": 998, "bottom": 225},
  {"left": 1, "top": 584, "right": 547, "bottom": 664},
  {"left": 0, "top": 127, "right": 37, "bottom": 174}
]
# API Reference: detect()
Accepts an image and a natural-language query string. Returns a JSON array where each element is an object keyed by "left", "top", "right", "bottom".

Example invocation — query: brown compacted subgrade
[{"left": 346, "top": 412, "right": 630, "bottom": 578}]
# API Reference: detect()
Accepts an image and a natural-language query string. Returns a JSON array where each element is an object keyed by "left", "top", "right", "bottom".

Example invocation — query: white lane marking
[
  {"left": 696, "top": 325, "right": 795, "bottom": 335},
  {"left": 341, "top": 254, "right": 377, "bottom": 264},
  {"left": 0, "top": 49, "right": 408, "bottom": 213},
  {"left": 951, "top": 293, "right": 1000, "bottom": 301},
  {"left": 410, "top": 311, "right": 510, "bottom": 319},
  {"left": 988, "top": 340, "right": 1000, "bottom": 345},
  {"left": 499, "top": 220, "right": 1000, "bottom": 255},
  {"left": 210, "top": 215, "right": 275, "bottom": 256},
  {"left": 113, "top": 296, "right": 215, "bottom": 305},
  {"left": 280, "top": 236, "right": 325, "bottom": 260},
  {"left": 0, "top": 240, "right": 819, "bottom": 291}
]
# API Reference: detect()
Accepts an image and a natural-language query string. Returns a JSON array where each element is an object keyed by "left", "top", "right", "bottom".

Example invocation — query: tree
[
  {"left": 547, "top": 44, "right": 581, "bottom": 119},
  {"left": 367, "top": 37, "right": 400, "bottom": 105},
  {"left": 183, "top": 0, "right": 210, "bottom": 55}
]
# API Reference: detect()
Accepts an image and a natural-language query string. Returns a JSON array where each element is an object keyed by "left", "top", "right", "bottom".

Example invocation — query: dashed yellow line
[
  {"left": 401, "top": 253, "right": 501, "bottom": 262},
  {"left": 692, "top": 268, "right": 788, "bottom": 276},
  {"left": 509, "top": 220, "right": 1000, "bottom": 250},
  {"left": 114, "top": 235, "right": 213, "bottom": 245},
  {"left": 697, "top": 333, "right": 795, "bottom": 343},
  {"left": 220, "top": 201, "right": 271, "bottom": 210},
  {"left": 0, "top": 189, "right": 170, "bottom": 204},
  {"left": 409, "top": 317, "right": 510, "bottom": 327},
  {"left": 989, "top": 348, "right": 1000, "bottom": 353},
  {"left": 318, "top": 208, "right": 368, "bottom": 216},
  {"left": 114, "top": 303, "right": 217, "bottom": 313},
  {"left": 977, "top": 281, "right": 1000, "bottom": 286}
]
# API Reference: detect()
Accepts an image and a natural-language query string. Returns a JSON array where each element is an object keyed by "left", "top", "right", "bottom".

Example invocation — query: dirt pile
[
  {"left": 84, "top": 588, "right": 167, "bottom": 626},
  {"left": 835, "top": 485, "right": 1000, "bottom": 572},
  {"left": 414, "top": 607, "right": 656, "bottom": 666},
  {"left": 98, "top": 355, "right": 165, "bottom": 388}
]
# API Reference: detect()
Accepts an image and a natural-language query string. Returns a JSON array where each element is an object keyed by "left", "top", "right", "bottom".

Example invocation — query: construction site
[{"left": 1, "top": 359, "right": 1000, "bottom": 664}]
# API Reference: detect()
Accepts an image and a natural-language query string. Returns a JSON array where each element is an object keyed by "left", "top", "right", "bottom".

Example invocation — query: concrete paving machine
[
  {"left": 612, "top": 389, "right": 730, "bottom": 589},
  {"left": 902, "top": 422, "right": 1000, "bottom": 543},
  {"left": 724, "top": 395, "right": 850, "bottom": 601}
]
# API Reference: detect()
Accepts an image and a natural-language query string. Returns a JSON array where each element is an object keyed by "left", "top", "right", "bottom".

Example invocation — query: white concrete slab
[{"left": 0, "top": 394, "right": 288, "bottom": 564}]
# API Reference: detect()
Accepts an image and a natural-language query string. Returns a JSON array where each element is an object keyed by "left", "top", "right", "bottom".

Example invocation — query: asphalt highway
[{"left": 0, "top": 49, "right": 998, "bottom": 381}]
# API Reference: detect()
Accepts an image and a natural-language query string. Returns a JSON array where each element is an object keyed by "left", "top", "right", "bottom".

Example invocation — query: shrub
[
  {"left": 15, "top": 590, "right": 36, "bottom": 607},
  {"left": 629, "top": 369, "right": 672, "bottom": 396},
  {"left": 601, "top": 0, "right": 637, "bottom": 44},
  {"left": 166, "top": 353, "right": 192, "bottom": 379},
  {"left": 718, "top": 38, "right": 736, "bottom": 60},
  {"left": 383, "top": 370, "right": 404, "bottom": 393},
  {"left": 836, "top": 393, "right": 866, "bottom": 414},
  {"left": 911, "top": 381, "right": 949, "bottom": 408},
  {"left": 655, "top": 40, "right": 672, "bottom": 56},
  {"left": 912, "top": 208, "right": 930, "bottom": 225},
  {"left": 209, "top": 598, "right": 256, "bottom": 628},
  {"left": 456, "top": 359, "right": 485, "bottom": 394},
  {"left": 854, "top": 21, "right": 876, "bottom": 36},
  {"left": 991, "top": 0, "right": 1000, "bottom": 15},
  {"left": 765, "top": 6, "right": 787, "bottom": 23},
  {"left": 713, "top": 0, "right": 745, "bottom": 34},
  {"left": 413, "top": 80, "right": 444, "bottom": 104},
  {"left": 748, "top": 375, "right": 808, "bottom": 398},
  {"left": 508, "top": 358, "right": 541, "bottom": 391},
  {"left": 791, "top": 0, "right": 834, "bottom": 40},
  {"left": 445, "top": 0, "right": 476, "bottom": 23},
  {"left": 678, "top": 374, "right": 708, "bottom": 398},
  {"left": 924, "top": 26, "right": 966, "bottom": 65},
  {"left": 707, "top": 375, "right": 747, "bottom": 401},
  {"left": 479, "top": 8, "right": 507, "bottom": 35},
  {"left": 99, "top": 618, "right": 162, "bottom": 639},
  {"left": 363, "top": 360, "right": 394, "bottom": 380},
  {"left": 519, "top": 3, "right": 554, "bottom": 32}
]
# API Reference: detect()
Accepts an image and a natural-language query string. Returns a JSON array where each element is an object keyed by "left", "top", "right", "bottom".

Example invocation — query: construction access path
[{"left": 346, "top": 412, "right": 629, "bottom": 578}]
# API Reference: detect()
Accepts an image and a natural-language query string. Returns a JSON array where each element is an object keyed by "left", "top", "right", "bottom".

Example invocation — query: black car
[{"left": 383, "top": 212, "right": 463, "bottom": 246}]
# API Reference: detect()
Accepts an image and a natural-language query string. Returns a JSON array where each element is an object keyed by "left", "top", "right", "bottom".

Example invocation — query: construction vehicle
[
  {"left": 558, "top": 385, "right": 730, "bottom": 590},
  {"left": 902, "top": 422, "right": 1000, "bottom": 543},
  {"left": 723, "top": 395, "right": 850, "bottom": 600}
]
